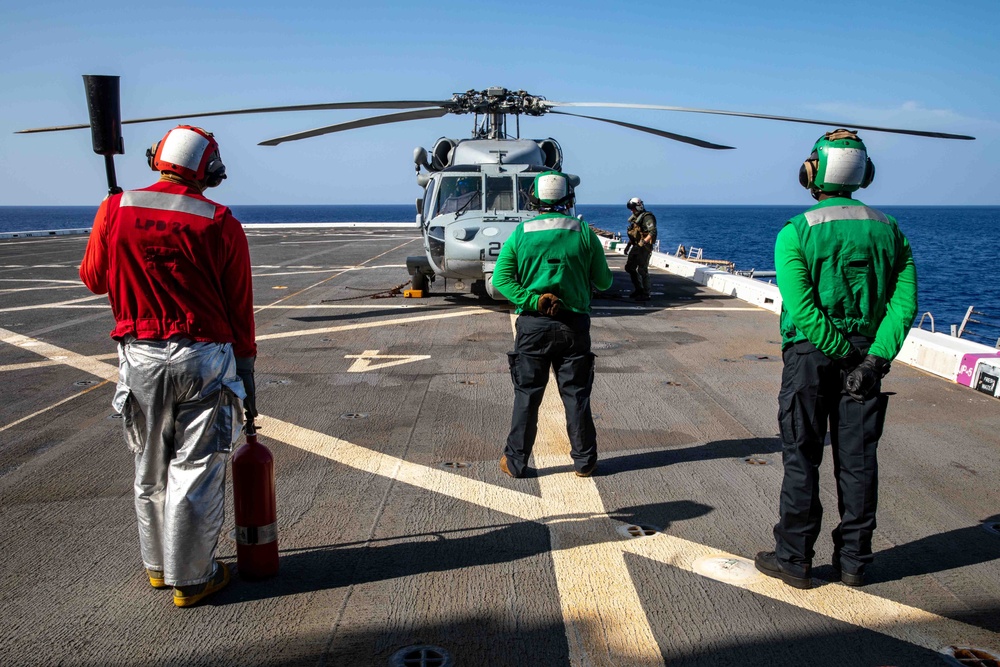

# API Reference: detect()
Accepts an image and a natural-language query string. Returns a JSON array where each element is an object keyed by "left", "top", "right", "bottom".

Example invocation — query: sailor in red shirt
[{"left": 80, "top": 125, "right": 256, "bottom": 607}]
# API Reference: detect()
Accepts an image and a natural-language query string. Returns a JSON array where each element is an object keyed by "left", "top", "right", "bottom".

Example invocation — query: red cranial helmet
[{"left": 147, "top": 125, "right": 227, "bottom": 187}]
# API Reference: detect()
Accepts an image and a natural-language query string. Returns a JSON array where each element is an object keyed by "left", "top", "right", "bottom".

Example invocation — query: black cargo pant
[
  {"left": 625, "top": 244, "right": 652, "bottom": 294},
  {"left": 504, "top": 312, "right": 597, "bottom": 477},
  {"left": 773, "top": 339, "right": 888, "bottom": 577}
]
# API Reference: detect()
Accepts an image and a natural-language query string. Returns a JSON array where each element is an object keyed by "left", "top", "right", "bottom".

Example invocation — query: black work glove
[
  {"left": 537, "top": 293, "right": 560, "bottom": 317},
  {"left": 838, "top": 345, "right": 866, "bottom": 371},
  {"left": 235, "top": 356, "right": 258, "bottom": 421},
  {"left": 844, "top": 354, "right": 891, "bottom": 402}
]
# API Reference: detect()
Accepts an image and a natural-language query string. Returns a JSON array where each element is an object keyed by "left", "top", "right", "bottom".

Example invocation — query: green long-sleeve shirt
[
  {"left": 775, "top": 197, "right": 918, "bottom": 361},
  {"left": 493, "top": 212, "right": 613, "bottom": 313}
]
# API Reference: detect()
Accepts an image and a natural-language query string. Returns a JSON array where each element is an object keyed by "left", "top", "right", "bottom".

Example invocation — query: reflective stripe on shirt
[
  {"left": 523, "top": 217, "right": 581, "bottom": 233},
  {"left": 803, "top": 205, "right": 890, "bottom": 227},
  {"left": 121, "top": 191, "right": 216, "bottom": 220}
]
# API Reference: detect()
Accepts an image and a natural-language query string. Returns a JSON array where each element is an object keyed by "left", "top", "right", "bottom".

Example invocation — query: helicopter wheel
[
  {"left": 470, "top": 280, "right": 488, "bottom": 297},
  {"left": 411, "top": 271, "right": 429, "bottom": 293}
]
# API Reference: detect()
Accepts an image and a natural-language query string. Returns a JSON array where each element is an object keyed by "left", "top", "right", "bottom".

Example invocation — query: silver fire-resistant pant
[{"left": 113, "top": 338, "right": 246, "bottom": 587}]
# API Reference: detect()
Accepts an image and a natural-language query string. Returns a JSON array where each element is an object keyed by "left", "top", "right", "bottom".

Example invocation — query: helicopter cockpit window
[
  {"left": 421, "top": 181, "right": 435, "bottom": 219},
  {"left": 435, "top": 176, "right": 482, "bottom": 216},
  {"left": 485, "top": 176, "right": 514, "bottom": 211},
  {"left": 518, "top": 176, "right": 536, "bottom": 211}
]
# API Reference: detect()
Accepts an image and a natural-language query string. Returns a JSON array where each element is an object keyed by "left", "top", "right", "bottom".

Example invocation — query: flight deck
[{"left": 1, "top": 227, "right": 998, "bottom": 667}]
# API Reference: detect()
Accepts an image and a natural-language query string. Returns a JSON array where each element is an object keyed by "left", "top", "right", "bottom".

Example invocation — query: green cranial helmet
[
  {"left": 531, "top": 170, "right": 573, "bottom": 209},
  {"left": 799, "top": 129, "right": 875, "bottom": 194}
]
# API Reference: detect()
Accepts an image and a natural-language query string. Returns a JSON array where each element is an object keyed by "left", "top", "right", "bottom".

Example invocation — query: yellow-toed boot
[
  {"left": 173, "top": 560, "right": 230, "bottom": 608},
  {"left": 146, "top": 568, "right": 168, "bottom": 589}
]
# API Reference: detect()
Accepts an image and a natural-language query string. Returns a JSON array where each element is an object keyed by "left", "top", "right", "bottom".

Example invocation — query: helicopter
[{"left": 17, "top": 83, "right": 975, "bottom": 299}]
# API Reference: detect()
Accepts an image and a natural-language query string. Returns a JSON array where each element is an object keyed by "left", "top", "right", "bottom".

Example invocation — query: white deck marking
[
  {"left": 0, "top": 380, "right": 110, "bottom": 433},
  {"left": 621, "top": 532, "right": 1000, "bottom": 651},
  {"left": 2, "top": 315, "right": 997, "bottom": 658},
  {"left": 344, "top": 350, "right": 431, "bottom": 372},
  {"left": 0, "top": 284, "right": 86, "bottom": 294},
  {"left": 253, "top": 264, "right": 406, "bottom": 277},
  {"left": 255, "top": 307, "right": 490, "bottom": 341},
  {"left": 262, "top": 416, "right": 546, "bottom": 521},
  {"left": 0, "top": 352, "right": 117, "bottom": 373},
  {"left": 0, "top": 294, "right": 105, "bottom": 313},
  {"left": 255, "top": 304, "right": 451, "bottom": 310},
  {"left": 254, "top": 238, "right": 416, "bottom": 314},
  {"left": 276, "top": 237, "right": 413, "bottom": 244},
  {"left": 592, "top": 305, "right": 761, "bottom": 312},
  {"left": 0, "top": 278, "right": 83, "bottom": 285},
  {"left": 0, "top": 327, "right": 118, "bottom": 381}
]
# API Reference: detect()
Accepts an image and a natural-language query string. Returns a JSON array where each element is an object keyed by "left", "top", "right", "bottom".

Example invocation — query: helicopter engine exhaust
[
  {"left": 538, "top": 139, "right": 562, "bottom": 170},
  {"left": 431, "top": 138, "right": 457, "bottom": 171}
]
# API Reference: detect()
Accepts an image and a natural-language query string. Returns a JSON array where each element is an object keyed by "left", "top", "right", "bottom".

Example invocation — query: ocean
[{"left": 1, "top": 204, "right": 997, "bottom": 347}]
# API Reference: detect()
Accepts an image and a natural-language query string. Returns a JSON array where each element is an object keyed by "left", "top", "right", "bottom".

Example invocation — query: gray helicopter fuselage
[{"left": 411, "top": 137, "right": 576, "bottom": 298}]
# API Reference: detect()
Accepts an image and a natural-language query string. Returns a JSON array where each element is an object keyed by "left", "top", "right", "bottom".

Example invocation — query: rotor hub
[{"left": 447, "top": 89, "right": 548, "bottom": 117}]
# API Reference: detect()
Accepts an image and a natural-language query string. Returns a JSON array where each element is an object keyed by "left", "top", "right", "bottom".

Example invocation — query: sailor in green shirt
[
  {"left": 755, "top": 130, "right": 918, "bottom": 590},
  {"left": 493, "top": 171, "right": 613, "bottom": 478}
]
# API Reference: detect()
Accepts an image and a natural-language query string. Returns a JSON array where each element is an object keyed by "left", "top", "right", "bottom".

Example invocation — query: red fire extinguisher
[{"left": 232, "top": 418, "right": 279, "bottom": 579}]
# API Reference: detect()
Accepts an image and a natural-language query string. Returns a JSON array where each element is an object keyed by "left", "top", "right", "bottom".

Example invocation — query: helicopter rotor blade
[
  {"left": 15, "top": 100, "right": 455, "bottom": 134},
  {"left": 258, "top": 108, "right": 451, "bottom": 146},
  {"left": 549, "top": 110, "right": 734, "bottom": 150},
  {"left": 544, "top": 101, "right": 975, "bottom": 141}
]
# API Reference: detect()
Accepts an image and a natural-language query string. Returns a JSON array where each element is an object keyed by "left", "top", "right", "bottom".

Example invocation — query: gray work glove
[
  {"left": 537, "top": 293, "right": 560, "bottom": 317},
  {"left": 844, "top": 354, "right": 891, "bottom": 402},
  {"left": 235, "top": 356, "right": 258, "bottom": 421}
]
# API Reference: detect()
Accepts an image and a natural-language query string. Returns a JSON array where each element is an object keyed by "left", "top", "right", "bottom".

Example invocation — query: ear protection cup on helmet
[
  {"left": 799, "top": 154, "right": 818, "bottom": 190},
  {"left": 860, "top": 157, "right": 875, "bottom": 188},
  {"left": 203, "top": 151, "right": 227, "bottom": 188},
  {"left": 146, "top": 141, "right": 161, "bottom": 171}
]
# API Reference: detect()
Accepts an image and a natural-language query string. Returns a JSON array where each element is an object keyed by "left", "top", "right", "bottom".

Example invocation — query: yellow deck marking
[
  {"left": 2, "top": 315, "right": 997, "bottom": 658},
  {"left": 344, "top": 350, "right": 431, "bottom": 372}
]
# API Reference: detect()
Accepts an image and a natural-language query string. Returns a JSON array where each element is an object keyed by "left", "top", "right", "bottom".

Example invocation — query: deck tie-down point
[
  {"left": 941, "top": 645, "right": 1000, "bottom": 666},
  {"left": 617, "top": 524, "right": 660, "bottom": 539},
  {"left": 390, "top": 645, "right": 452, "bottom": 667}
]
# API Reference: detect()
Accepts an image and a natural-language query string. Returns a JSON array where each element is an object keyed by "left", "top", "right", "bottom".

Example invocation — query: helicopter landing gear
[
  {"left": 411, "top": 271, "right": 429, "bottom": 292},
  {"left": 470, "top": 280, "right": 488, "bottom": 297},
  {"left": 406, "top": 255, "right": 433, "bottom": 294}
]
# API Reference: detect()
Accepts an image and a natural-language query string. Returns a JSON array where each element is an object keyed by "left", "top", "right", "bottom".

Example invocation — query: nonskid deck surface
[{"left": 1, "top": 228, "right": 998, "bottom": 667}]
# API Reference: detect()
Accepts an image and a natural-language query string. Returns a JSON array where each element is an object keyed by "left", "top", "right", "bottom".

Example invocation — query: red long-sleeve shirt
[{"left": 80, "top": 179, "right": 257, "bottom": 357}]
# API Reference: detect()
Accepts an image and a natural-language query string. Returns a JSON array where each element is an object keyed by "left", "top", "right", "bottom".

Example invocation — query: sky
[{"left": 1, "top": 0, "right": 997, "bottom": 206}]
